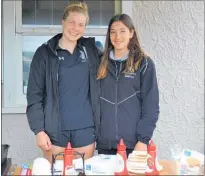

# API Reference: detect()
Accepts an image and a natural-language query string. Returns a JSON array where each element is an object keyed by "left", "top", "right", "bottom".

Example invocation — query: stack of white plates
[{"left": 127, "top": 151, "right": 148, "bottom": 174}]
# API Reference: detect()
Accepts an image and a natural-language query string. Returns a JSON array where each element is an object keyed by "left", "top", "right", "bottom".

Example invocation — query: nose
[
  {"left": 72, "top": 23, "right": 79, "bottom": 32},
  {"left": 115, "top": 32, "right": 121, "bottom": 39},
  {"left": 115, "top": 32, "right": 120, "bottom": 40}
]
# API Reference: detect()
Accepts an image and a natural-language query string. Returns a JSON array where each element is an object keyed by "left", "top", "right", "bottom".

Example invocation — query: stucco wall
[
  {"left": 2, "top": 1, "right": 204, "bottom": 164},
  {"left": 133, "top": 1, "right": 204, "bottom": 159},
  {"left": 2, "top": 114, "right": 42, "bottom": 164}
]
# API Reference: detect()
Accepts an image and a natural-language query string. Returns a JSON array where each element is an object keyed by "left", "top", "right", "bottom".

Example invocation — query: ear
[{"left": 129, "top": 29, "right": 134, "bottom": 39}]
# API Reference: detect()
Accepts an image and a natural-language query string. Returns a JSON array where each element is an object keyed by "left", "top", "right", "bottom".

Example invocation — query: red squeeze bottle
[
  {"left": 145, "top": 140, "right": 159, "bottom": 176},
  {"left": 114, "top": 139, "right": 129, "bottom": 176},
  {"left": 63, "top": 142, "right": 74, "bottom": 176},
  {"left": 26, "top": 169, "right": 32, "bottom": 176}
]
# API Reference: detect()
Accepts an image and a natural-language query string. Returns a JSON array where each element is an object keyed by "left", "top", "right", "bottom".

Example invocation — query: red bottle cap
[
  {"left": 66, "top": 142, "right": 72, "bottom": 149},
  {"left": 117, "top": 139, "right": 126, "bottom": 151},
  {"left": 65, "top": 142, "right": 73, "bottom": 155},
  {"left": 147, "top": 140, "right": 156, "bottom": 151}
]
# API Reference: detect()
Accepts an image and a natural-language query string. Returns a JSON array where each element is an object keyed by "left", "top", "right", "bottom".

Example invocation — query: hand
[
  {"left": 134, "top": 141, "right": 147, "bottom": 151},
  {"left": 36, "top": 131, "right": 52, "bottom": 151}
]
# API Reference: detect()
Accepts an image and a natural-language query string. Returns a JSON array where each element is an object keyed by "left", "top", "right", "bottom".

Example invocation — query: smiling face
[
  {"left": 110, "top": 21, "right": 134, "bottom": 52},
  {"left": 62, "top": 12, "right": 87, "bottom": 42}
]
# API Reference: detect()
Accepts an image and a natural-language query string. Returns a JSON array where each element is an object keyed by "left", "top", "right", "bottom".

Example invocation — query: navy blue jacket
[
  {"left": 26, "top": 33, "right": 102, "bottom": 141},
  {"left": 97, "top": 56, "right": 159, "bottom": 149}
]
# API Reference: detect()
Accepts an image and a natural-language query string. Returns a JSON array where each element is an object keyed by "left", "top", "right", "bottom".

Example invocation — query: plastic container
[
  {"left": 114, "top": 139, "right": 129, "bottom": 176},
  {"left": 145, "top": 140, "right": 159, "bottom": 176},
  {"left": 63, "top": 142, "right": 74, "bottom": 176}
]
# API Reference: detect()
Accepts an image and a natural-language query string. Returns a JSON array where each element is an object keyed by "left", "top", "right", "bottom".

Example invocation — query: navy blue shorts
[{"left": 51, "top": 126, "right": 96, "bottom": 148}]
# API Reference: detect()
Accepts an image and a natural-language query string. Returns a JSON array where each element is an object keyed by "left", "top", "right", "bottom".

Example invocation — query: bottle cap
[
  {"left": 66, "top": 142, "right": 72, "bottom": 149},
  {"left": 65, "top": 142, "right": 73, "bottom": 155},
  {"left": 117, "top": 139, "right": 126, "bottom": 151},
  {"left": 147, "top": 140, "right": 156, "bottom": 151}
]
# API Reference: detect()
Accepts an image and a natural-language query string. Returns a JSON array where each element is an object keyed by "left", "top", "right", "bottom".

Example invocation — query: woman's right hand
[{"left": 36, "top": 131, "right": 52, "bottom": 151}]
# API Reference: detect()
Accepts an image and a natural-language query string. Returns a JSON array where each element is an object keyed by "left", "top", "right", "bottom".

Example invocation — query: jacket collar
[
  {"left": 109, "top": 50, "right": 129, "bottom": 62},
  {"left": 47, "top": 33, "right": 95, "bottom": 52}
]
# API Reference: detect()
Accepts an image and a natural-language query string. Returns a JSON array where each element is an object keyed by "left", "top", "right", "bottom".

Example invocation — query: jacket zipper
[
  {"left": 115, "top": 62, "right": 119, "bottom": 142},
  {"left": 48, "top": 42, "right": 60, "bottom": 140},
  {"left": 115, "top": 62, "right": 122, "bottom": 142}
]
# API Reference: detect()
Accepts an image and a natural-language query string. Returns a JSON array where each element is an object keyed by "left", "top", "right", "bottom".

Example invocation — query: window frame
[
  {"left": 2, "top": 0, "right": 133, "bottom": 113},
  {"left": 15, "top": 0, "right": 109, "bottom": 36}
]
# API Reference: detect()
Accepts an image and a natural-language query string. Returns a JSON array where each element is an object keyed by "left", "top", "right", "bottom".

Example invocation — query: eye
[
  {"left": 79, "top": 24, "right": 85, "bottom": 27},
  {"left": 110, "top": 31, "right": 115, "bottom": 34},
  {"left": 120, "top": 30, "right": 126, "bottom": 33}
]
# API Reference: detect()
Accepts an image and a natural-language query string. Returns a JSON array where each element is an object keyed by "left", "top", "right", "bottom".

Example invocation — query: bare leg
[
  {"left": 43, "top": 145, "right": 65, "bottom": 164},
  {"left": 43, "top": 142, "right": 95, "bottom": 164},
  {"left": 73, "top": 142, "right": 95, "bottom": 160}
]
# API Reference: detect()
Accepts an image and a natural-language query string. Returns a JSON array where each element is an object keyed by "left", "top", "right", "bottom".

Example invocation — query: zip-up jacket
[
  {"left": 26, "top": 33, "right": 101, "bottom": 141},
  {"left": 97, "top": 56, "right": 159, "bottom": 149}
]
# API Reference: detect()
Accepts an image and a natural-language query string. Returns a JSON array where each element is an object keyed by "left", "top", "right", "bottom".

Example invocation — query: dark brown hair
[{"left": 97, "top": 14, "right": 146, "bottom": 80}]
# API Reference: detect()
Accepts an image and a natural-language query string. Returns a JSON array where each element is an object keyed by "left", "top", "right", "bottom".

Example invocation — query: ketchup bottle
[
  {"left": 26, "top": 169, "right": 32, "bottom": 176},
  {"left": 145, "top": 140, "right": 159, "bottom": 176},
  {"left": 114, "top": 139, "right": 129, "bottom": 176},
  {"left": 63, "top": 142, "right": 74, "bottom": 176}
]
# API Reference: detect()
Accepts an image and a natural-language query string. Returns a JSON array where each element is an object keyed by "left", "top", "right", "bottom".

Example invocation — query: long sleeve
[
  {"left": 136, "top": 57, "right": 160, "bottom": 145},
  {"left": 26, "top": 45, "right": 46, "bottom": 135}
]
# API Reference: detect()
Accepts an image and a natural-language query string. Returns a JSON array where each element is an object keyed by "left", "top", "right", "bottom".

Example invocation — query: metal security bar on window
[{"left": 21, "top": 0, "right": 116, "bottom": 28}]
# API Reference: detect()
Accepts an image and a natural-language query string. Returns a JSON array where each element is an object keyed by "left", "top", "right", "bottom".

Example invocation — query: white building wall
[
  {"left": 132, "top": 1, "right": 204, "bottom": 159},
  {"left": 2, "top": 1, "right": 204, "bottom": 164},
  {"left": 2, "top": 114, "right": 42, "bottom": 164}
]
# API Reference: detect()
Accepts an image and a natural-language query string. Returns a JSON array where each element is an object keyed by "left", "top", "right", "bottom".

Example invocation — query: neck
[
  {"left": 114, "top": 48, "right": 129, "bottom": 60},
  {"left": 59, "top": 35, "right": 77, "bottom": 54}
]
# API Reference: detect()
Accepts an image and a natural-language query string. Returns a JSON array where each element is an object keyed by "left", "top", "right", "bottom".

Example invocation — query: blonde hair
[{"left": 62, "top": 2, "right": 89, "bottom": 25}]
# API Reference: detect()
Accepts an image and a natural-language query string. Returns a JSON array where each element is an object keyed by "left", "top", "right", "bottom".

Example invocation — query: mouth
[
  {"left": 114, "top": 41, "right": 122, "bottom": 44},
  {"left": 69, "top": 32, "right": 78, "bottom": 37}
]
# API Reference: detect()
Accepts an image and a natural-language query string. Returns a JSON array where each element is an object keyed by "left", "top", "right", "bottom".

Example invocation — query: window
[
  {"left": 21, "top": 0, "right": 119, "bottom": 27},
  {"left": 19, "top": 0, "right": 119, "bottom": 94},
  {"left": 2, "top": 0, "right": 132, "bottom": 112},
  {"left": 22, "top": 36, "right": 52, "bottom": 94},
  {"left": 16, "top": 0, "right": 120, "bottom": 33},
  {"left": 22, "top": 35, "right": 106, "bottom": 94}
]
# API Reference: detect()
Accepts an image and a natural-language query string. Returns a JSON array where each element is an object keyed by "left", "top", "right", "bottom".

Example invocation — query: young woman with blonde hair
[{"left": 27, "top": 2, "right": 101, "bottom": 163}]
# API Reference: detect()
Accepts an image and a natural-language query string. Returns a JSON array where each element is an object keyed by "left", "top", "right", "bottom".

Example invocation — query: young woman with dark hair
[{"left": 96, "top": 14, "right": 159, "bottom": 155}]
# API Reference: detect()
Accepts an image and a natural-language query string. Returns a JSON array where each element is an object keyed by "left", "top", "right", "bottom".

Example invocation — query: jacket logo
[
  {"left": 79, "top": 50, "right": 87, "bottom": 63},
  {"left": 124, "top": 72, "right": 136, "bottom": 79},
  {"left": 58, "top": 56, "right": 64, "bottom": 60}
]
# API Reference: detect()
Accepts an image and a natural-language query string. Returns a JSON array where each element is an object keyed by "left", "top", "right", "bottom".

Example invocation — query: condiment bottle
[{"left": 114, "top": 139, "right": 129, "bottom": 176}]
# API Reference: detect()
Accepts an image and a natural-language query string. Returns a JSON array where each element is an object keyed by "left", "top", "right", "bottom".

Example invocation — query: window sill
[{"left": 2, "top": 107, "right": 26, "bottom": 114}]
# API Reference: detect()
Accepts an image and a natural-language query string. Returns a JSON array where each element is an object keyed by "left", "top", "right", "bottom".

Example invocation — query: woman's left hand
[{"left": 134, "top": 141, "right": 147, "bottom": 151}]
